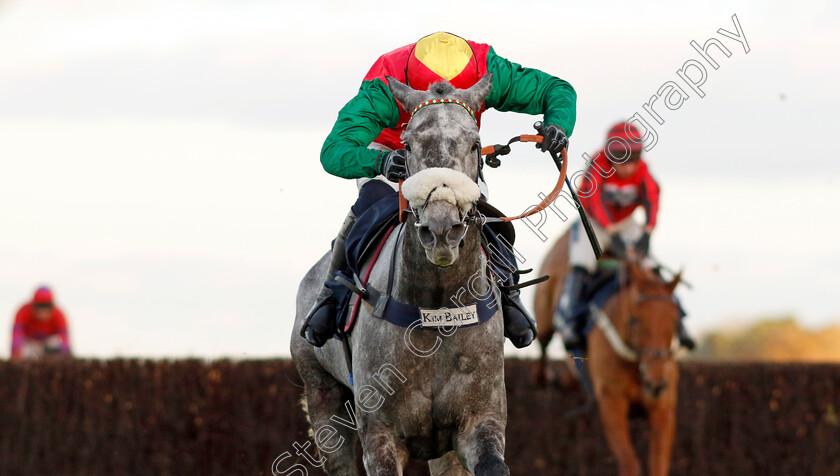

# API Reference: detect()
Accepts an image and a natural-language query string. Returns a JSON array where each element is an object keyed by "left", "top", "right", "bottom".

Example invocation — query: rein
[
  {"left": 479, "top": 135, "right": 569, "bottom": 224},
  {"left": 397, "top": 99, "right": 600, "bottom": 257},
  {"left": 591, "top": 304, "right": 641, "bottom": 361},
  {"left": 398, "top": 133, "right": 570, "bottom": 225},
  {"left": 595, "top": 267, "right": 680, "bottom": 363}
]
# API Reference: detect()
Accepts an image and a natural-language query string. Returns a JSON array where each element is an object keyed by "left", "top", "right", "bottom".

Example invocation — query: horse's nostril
[
  {"left": 417, "top": 225, "right": 435, "bottom": 247},
  {"left": 446, "top": 223, "right": 467, "bottom": 245}
]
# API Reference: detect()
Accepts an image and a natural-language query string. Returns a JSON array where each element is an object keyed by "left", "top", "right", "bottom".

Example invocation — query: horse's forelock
[{"left": 428, "top": 81, "right": 456, "bottom": 98}]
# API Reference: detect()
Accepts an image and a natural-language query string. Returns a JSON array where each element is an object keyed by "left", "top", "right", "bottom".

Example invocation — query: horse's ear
[
  {"left": 666, "top": 270, "right": 683, "bottom": 294},
  {"left": 461, "top": 73, "right": 493, "bottom": 111},
  {"left": 386, "top": 76, "right": 425, "bottom": 113}
]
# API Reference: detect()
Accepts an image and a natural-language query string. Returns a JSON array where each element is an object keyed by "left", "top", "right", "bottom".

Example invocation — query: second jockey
[
  {"left": 301, "top": 32, "right": 577, "bottom": 349},
  {"left": 555, "top": 122, "right": 695, "bottom": 351},
  {"left": 11, "top": 286, "right": 72, "bottom": 359}
]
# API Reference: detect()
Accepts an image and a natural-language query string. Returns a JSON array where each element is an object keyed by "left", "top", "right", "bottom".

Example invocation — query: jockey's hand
[
  {"left": 536, "top": 124, "right": 569, "bottom": 156},
  {"left": 608, "top": 234, "right": 627, "bottom": 259},
  {"left": 380, "top": 149, "right": 408, "bottom": 182},
  {"left": 635, "top": 232, "right": 651, "bottom": 256}
]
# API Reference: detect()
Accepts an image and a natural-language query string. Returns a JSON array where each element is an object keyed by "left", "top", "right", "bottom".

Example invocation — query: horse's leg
[
  {"left": 458, "top": 418, "right": 510, "bottom": 476},
  {"left": 597, "top": 395, "right": 641, "bottom": 476},
  {"left": 294, "top": 356, "right": 360, "bottom": 476},
  {"left": 360, "top": 426, "right": 409, "bottom": 476},
  {"left": 533, "top": 268, "right": 559, "bottom": 387},
  {"left": 534, "top": 340, "right": 554, "bottom": 387},
  {"left": 647, "top": 403, "right": 676, "bottom": 476},
  {"left": 428, "top": 451, "right": 471, "bottom": 476}
]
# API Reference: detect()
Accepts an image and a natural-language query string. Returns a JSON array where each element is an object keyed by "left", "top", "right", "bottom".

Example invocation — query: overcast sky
[{"left": 1, "top": 0, "right": 838, "bottom": 358}]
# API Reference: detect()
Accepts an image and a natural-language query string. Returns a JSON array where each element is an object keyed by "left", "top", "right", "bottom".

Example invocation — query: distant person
[
  {"left": 556, "top": 121, "right": 695, "bottom": 351},
  {"left": 11, "top": 286, "right": 72, "bottom": 359}
]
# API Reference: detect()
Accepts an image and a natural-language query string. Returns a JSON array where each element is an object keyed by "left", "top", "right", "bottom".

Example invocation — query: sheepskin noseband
[{"left": 401, "top": 168, "right": 480, "bottom": 213}]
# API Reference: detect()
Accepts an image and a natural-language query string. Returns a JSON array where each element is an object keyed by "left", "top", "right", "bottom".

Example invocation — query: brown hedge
[{"left": 0, "top": 359, "right": 837, "bottom": 475}]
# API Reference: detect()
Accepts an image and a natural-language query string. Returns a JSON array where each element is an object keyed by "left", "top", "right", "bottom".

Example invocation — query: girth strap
[{"left": 361, "top": 282, "right": 499, "bottom": 329}]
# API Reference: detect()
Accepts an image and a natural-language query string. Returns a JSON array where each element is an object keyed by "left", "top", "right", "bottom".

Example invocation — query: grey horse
[{"left": 290, "top": 74, "right": 510, "bottom": 475}]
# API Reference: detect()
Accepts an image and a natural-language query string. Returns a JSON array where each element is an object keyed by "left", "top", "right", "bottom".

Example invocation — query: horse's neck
[
  {"left": 393, "top": 224, "right": 487, "bottom": 308},
  {"left": 605, "top": 288, "right": 636, "bottom": 345}
]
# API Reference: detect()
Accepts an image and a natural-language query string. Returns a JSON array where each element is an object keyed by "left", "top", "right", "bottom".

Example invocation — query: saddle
[{"left": 577, "top": 263, "right": 622, "bottom": 339}]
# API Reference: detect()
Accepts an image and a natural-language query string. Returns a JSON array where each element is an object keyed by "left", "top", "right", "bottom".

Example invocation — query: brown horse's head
[{"left": 623, "top": 262, "right": 682, "bottom": 399}]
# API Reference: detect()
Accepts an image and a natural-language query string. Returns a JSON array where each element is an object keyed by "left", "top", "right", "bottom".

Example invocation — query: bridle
[
  {"left": 593, "top": 266, "right": 680, "bottom": 364},
  {"left": 630, "top": 294, "right": 681, "bottom": 360},
  {"left": 398, "top": 96, "right": 481, "bottom": 226},
  {"left": 410, "top": 98, "right": 476, "bottom": 121},
  {"left": 397, "top": 98, "right": 571, "bottom": 235},
  {"left": 398, "top": 98, "right": 550, "bottom": 291},
  {"left": 405, "top": 185, "right": 472, "bottom": 247}
]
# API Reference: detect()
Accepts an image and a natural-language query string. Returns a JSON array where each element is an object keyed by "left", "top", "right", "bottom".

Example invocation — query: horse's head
[
  {"left": 387, "top": 74, "right": 491, "bottom": 177},
  {"left": 386, "top": 75, "right": 492, "bottom": 267},
  {"left": 625, "top": 262, "right": 682, "bottom": 399}
]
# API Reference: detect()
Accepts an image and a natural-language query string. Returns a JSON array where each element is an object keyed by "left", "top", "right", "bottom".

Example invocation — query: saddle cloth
[
  {"left": 328, "top": 192, "right": 509, "bottom": 338},
  {"left": 578, "top": 267, "right": 621, "bottom": 338}
]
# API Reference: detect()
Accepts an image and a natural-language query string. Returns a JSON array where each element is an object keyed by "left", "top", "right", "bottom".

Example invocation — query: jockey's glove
[
  {"left": 635, "top": 232, "right": 651, "bottom": 256},
  {"left": 380, "top": 149, "right": 408, "bottom": 182},
  {"left": 608, "top": 233, "right": 627, "bottom": 259},
  {"left": 538, "top": 124, "right": 569, "bottom": 156}
]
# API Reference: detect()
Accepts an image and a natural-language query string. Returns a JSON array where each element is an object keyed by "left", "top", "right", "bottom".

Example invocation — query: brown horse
[
  {"left": 589, "top": 261, "right": 681, "bottom": 476},
  {"left": 533, "top": 230, "right": 573, "bottom": 387},
  {"left": 534, "top": 230, "right": 682, "bottom": 476}
]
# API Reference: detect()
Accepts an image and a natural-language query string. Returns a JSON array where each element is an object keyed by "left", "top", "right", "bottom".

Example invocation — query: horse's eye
[
  {"left": 471, "top": 142, "right": 479, "bottom": 153},
  {"left": 404, "top": 143, "right": 412, "bottom": 152}
]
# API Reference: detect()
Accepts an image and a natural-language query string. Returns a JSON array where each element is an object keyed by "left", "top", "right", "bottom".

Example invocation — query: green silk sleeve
[{"left": 320, "top": 79, "right": 401, "bottom": 179}]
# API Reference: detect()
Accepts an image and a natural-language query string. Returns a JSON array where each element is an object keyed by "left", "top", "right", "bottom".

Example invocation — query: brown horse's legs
[
  {"left": 647, "top": 405, "right": 676, "bottom": 476},
  {"left": 534, "top": 342, "right": 555, "bottom": 387},
  {"left": 597, "top": 395, "right": 641, "bottom": 476}
]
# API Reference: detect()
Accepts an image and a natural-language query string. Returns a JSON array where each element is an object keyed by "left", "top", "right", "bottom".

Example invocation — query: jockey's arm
[
  {"left": 640, "top": 169, "right": 661, "bottom": 231},
  {"left": 579, "top": 164, "right": 615, "bottom": 230},
  {"left": 54, "top": 309, "right": 72, "bottom": 355},
  {"left": 320, "top": 80, "right": 401, "bottom": 179},
  {"left": 484, "top": 47, "right": 577, "bottom": 137}
]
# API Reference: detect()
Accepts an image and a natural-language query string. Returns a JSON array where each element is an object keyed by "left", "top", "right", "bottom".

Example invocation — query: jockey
[
  {"left": 556, "top": 122, "right": 695, "bottom": 351},
  {"left": 302, "top": 32, "right": 576, "bottom": 348},
  {"left": 11, "top": 286, "right": 72, "bottom": 359}
]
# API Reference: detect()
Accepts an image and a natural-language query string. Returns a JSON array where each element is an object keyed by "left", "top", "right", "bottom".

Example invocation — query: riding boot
[
  {"left": 478, "top": 222, "right": 537, "bottom": 348},
  {"left": 676, "top": 319, "right": 696, "bottom": 351},
  {"left": 500, "top": 285, "right": 538, "bottom": 348},
  {"left": 555, "top": 266, "right": 590, "bottom": 351},
  {"left": 300, "top": 211, "right": 357, "bottom": 347},
  {"left": 672, "top": 296, "right": 695, "bottom": 350}
]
